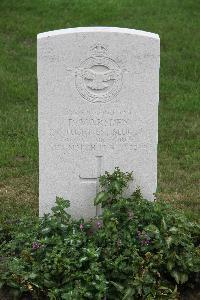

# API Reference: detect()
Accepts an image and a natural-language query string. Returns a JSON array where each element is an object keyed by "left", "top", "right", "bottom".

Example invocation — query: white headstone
[{"left": 37, "top": 27, "right": 160, "bottom": 219}]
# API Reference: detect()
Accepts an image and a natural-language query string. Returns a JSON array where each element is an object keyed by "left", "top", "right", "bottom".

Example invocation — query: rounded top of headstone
[{"left": 37, "top": 27, "right": 159, "bottom": 40}]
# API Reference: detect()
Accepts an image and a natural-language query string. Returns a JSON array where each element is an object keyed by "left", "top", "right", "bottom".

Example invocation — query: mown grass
[{"left": 0, "top": 0, "right": 199, "bottom": 223}]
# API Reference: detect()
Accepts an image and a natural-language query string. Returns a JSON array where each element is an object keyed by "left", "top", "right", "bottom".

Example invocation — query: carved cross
[{"left": 79, "top": 155, "right": 102, "bottom": 216}]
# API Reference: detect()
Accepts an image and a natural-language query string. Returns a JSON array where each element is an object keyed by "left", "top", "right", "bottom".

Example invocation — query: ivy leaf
[
  {"left": 122, "top": 287, "right": 134, "bottom": 300},
  {"left": 29, "top": 273, "right": 37, "bottom": 279},
  {"left": 41, "top": 227, "right": 51, "bottom": 235},
  {"left": 180, "top": 273, "right": 188, "bottom": 284},
  {"left": 167, "top": 260, "right": 174, "bottom": 271},
  {"left": 110, "top": 281, "right": 124, "bottom": 292},
  {"left": 80, "top": 257, "right": 87, "bottom": 263},
  {"left": 94, "top": 192, "right": 109, "bottom": 205},
  {"left": 171, "top": 270, "right": 180, "bottom": 284},
  {"left": 44, "top": 279, "right": 55, "bottom": 288},
  {"left": 113, "top": 180, "right": 121, "bottom": 192},
  {"left": 55, "top": 197, "right": 70, "bottom": 209},
  {"left": 144, "top": 224, "right": 160, "bottom": 235},
  {"left": 165, "top": 236, "right": 173, "bottom": 248},
  {"left": 161, "top": 217, "right": 167, "bottom": 230},
  {"left": 169, "top": 227, "right": 178, "bottom": 234}
]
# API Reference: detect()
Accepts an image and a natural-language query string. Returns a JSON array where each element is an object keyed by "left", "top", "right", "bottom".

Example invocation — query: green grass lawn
[{"left": 0, "top": 0, "right": 199, "bottom": 223}]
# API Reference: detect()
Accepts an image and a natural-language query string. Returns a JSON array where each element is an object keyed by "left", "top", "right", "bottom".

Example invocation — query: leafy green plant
[{"left": 0, "top": 168, "right": 199, "bottom": 299}]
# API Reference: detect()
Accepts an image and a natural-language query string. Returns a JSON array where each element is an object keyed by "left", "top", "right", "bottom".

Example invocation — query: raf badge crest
[{"left": 75, "top": 43, "right": 122, "bottom": 103}]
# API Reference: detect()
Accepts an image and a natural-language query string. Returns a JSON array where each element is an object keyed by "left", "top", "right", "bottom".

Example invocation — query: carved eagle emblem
[{"left": 82, "top": 69, "right": 120, "bottom": 90}]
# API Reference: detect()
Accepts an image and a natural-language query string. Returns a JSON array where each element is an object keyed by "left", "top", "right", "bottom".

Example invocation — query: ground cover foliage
[
  {"left": 0, "top": 169, "right": 199, "bottom": 300},
  {"left": 0, "top": 0, "right": 200, "bottom": 224}
]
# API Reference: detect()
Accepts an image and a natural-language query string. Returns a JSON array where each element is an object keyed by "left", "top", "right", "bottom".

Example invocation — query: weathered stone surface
[{"left": 37, "top": 27, "right": 160, "bottom": 219}]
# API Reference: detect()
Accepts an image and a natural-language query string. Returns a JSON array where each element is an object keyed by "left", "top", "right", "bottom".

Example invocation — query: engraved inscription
[
  {"left": 75, "top": 43, "right": 122, "bottom": 103},
  {"left": 50, "top": 108, "right": 145, "bottom": 156}
]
